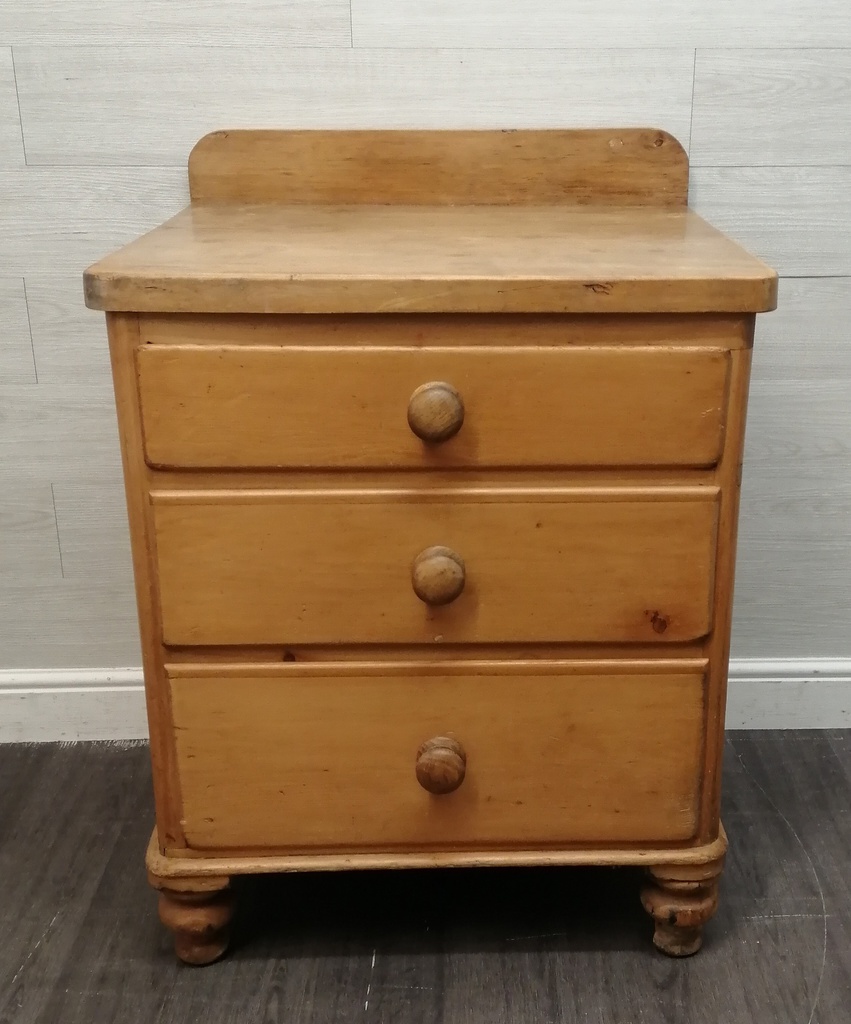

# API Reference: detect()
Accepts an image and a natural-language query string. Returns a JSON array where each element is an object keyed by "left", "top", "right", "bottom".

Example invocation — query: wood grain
[
  {"left": 155, "top": 886, "right": 234, "bottom": 966},
  {"left": 407, "top": 381, "right": 465, "bottom": 445},
  {"left": 89, "top": 127, "right": 771, "bottom": 957},
  {"left": 692, "top": 49, "right": 851, "bottom": 166},
  {"left": 699, "top": 347, "right": 753, "bottom": 838},
  {"left": 136, "top": 343, "right": 730, "bottom": 470},
  {"left": 168, "top": 666, "right": 706, "bottom": 850},
  {"left": 144, "top": 467, "right": 720, "bottom": 492},
  {"left": 99, "top": 282, "right": 851, "bottom": 663},
  {"left": 352, "top": 0, "right": 851, "bottom": 48},
  {"left": 0, "top": 2, "right": 351, "bottom": 44},
  {"left": 642, "top": 854, "right": 725, "bottom": 956},
  {"left": 0, "top": 0, "right": 842, "bottom": 776},
  {"left": 0, "top": 279, "right": 770, "bottom": 678},
  {"left": 162, "top": 647, "right": 713, "bottom": 671},
  {"left": 693, "top": 167, "right": 851, "bottom": 275},
  {"left": 106, "top": 313, "right": 183, "bottom": 847},
  {"left": 0, "top": 47, "right": 25, "bottom": 166},
  {"left": 151, "top": 489, "right": 719, "bottom": 646},
  {"left": 84, "top": 205, "right": 777, "bottom": 314},
  {"left": 140, "top": 311, "right": 756, "bottom": 349},
  {"left": 149, "top": 819, "right": 727, "bottom": 872},
  {"left": 189, "top": 129, "right": 689, "bottom": 205},
  {"left": 415, "top": 735, "right": 467, "bottom": 794},
  {"left": 13, "top": 47, "right": 693, "bottom": 165},
  {"left": 0, "top": 277, "right": 36, "bottom": 383},
  {"left": 165, "top": 659, "right": 711, "bottom": 677},
  {"left": 411, "top": 546, "right": 467, "bottom": 608}
]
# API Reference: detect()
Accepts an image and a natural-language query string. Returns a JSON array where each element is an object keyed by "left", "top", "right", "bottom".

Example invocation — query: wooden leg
[
  {"left": 640, "top": 854, "right": 724, "bottom": 957},
  {"left": 155, "top": 880, "right": 234, "bottom": 965}
]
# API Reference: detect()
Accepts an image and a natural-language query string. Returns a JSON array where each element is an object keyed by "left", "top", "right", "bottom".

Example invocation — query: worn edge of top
[
  {"left": 83, "top": 128, "right": 777, "bottom": 314},
  {"left": 84, "top": 267, "right": 778, "bottom": 314}
]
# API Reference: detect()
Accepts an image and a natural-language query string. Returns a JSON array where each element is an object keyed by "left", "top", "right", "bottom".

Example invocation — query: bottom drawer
[{"left": 167, "top": 662, "right": 707, "bottom": 852}]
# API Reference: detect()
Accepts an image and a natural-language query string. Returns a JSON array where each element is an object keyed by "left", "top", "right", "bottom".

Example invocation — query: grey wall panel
[
  {"left": 0, "top": 384, "right": 123, "bottom": 485},
  {"left": 693, "top": 167, "right": 851, "bottom": 276},
  {"left": 0, "top": 277, "right": 37, "bottom": 383},
  {"left": 0, "top": 6, "right": 848, "bottom": 673},
  {"left": 13, "top": 45, "right": 694, "bottom": 165},
  {"left": 734, "top": 278, "right": 851, "bottom": 658},
  {"left": 692, "top": 50, "right": 851, "bottom": 166},
  {"left": 52, "top": 482, "right": 133, "bottom": 586},
  {"left": 26, "top": 276, "right": 113, "bottom": 385},
  {"left": 352, "top": 1, "right": 851, "bottom": 49},
  {"left": 0, "top": 578, "right": 140, "bottom": 668},
  {"left": 0, "top": 2, "right": 351, "bottom": 45},
  {"left": 0, "top": 47, "right": 25, "bottom": 165},
  {"left": 0, "top": 484, "right": 62, "bottom": 580},
  {"left": 0, "top": 168, "right": 186, "bottom": 273}
]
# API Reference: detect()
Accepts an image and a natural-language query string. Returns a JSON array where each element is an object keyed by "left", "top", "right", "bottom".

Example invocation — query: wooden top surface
[
  {"left": 84, "top": 129, "right": 776, "bottom": 314},
  {"left": 85, "top": 203, "right": 777, "bottom": 314}
]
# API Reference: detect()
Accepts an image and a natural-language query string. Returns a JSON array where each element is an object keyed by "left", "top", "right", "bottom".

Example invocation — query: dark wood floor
[{"left": 1, "top": 731, "right": 849, "bottom": 1023}]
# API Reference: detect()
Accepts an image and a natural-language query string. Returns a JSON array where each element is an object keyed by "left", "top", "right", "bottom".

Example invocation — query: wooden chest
[{"left": 85, "top": 129, "right": 777, "bottom": 964}]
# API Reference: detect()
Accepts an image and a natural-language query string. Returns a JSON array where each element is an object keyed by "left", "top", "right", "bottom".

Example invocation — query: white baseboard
[
  {"left": 0, "top": 660, "right": 849, "bottom": 742},
  {"left": 724, "top": 659, "right": 851, "bottom": 730},
  {"left": 0, "top": 669, "right": 148, "bottom": 742}
]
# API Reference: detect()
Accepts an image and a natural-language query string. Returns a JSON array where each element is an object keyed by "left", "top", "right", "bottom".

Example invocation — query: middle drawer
[{"left": 152, "top": 488, "right": 718, "bottom": 646}]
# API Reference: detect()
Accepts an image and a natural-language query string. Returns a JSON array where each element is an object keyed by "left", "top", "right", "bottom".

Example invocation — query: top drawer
[{"left": 136, "top": 343, "right": 730, "bottom": 471}]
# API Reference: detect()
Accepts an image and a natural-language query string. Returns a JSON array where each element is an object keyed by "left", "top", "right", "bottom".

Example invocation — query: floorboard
[{"left": 0, "top": 732, "right": 848, "bottom": 1023}]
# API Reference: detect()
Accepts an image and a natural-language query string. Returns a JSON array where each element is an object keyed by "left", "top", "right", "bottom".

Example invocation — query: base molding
[
  {"left": 0, "top": 660, "right": 849, "bottom": 742},
  {"left": 146, "top": 826, "right": 728, "bottom": 876}
]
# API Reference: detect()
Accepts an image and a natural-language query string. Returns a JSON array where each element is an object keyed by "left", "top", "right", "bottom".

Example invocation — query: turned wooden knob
[
  {"left": 416, "top": 736, "right": 467, "bottom": 794},
  {"left": 412, "top": 546, "right": 465, "bottom": 606},
  {"left": 407, "top": 381, "right": 464, "bottom": 443}
]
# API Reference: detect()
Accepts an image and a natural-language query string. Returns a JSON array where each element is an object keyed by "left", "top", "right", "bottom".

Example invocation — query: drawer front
[
  {"left": 137, "top": 345, "right": 730, "bottom": 469},
  {"left": 153, "top": 489, "right": 718, "bottom": 646},
  {"left": 169, "top": 663, "right": 706, "bottom": 851}
]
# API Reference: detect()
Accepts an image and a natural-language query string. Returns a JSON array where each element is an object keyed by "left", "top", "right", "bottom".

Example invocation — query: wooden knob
[
  {"left": 416, "top": 736, "right": 467, "bottom": 795},
  {"left": 412, "top": 546, "right": 465, "bottom": 606},
  {"left": 407, "top": 382, "right": 464, "bottom": 443}
]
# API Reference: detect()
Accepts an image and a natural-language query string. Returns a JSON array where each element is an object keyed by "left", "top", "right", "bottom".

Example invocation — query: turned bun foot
[
  {"left": 641, "top": 855, "right": 724, "bottom": 957},
  {"left": 157, "top": 885, "right": 234, "bottom": 965},
  {"left": 649, "top": 918, "right": 705, "bottom": 958}
]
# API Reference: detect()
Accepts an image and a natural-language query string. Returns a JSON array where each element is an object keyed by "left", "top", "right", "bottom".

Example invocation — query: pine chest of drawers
[{"left": 85, "top": 129, "right": 777, "bottom": 964}]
